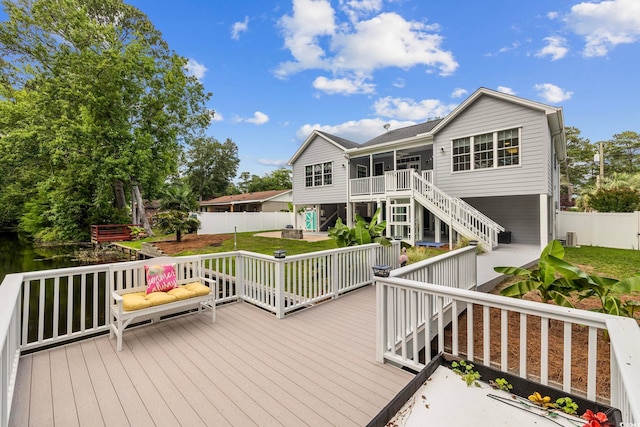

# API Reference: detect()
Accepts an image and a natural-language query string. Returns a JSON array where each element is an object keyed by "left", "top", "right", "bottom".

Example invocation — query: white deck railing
[
  {"left": 376, "top": 256, "right": 640, "bottom": 424},
  {"left": 350, "top": 176, "right": 386, "bottom": 196}
]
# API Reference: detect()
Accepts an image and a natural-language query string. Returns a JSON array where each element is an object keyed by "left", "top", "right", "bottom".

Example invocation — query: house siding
[
  {"left": 292, "top": 135, "right": 348, "bottom": 205},
  {"left": 464, "top": 195, "right": 540, "bottom": 245},
  {"left": 434, "top": 96, "right": 552, "bottom": 198}
]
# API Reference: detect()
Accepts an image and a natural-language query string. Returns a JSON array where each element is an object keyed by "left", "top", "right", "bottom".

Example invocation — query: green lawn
[
  {"left": 119, "top": 231, "right": 338, "bottom": 257},
  {"left": 564, "top": 245, "right": 640, "bottom": 279}
]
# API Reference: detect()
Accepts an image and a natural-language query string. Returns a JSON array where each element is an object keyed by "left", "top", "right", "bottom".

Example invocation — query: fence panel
[
  {"left": 557, "top": 211, "right": 639, "bottom": 250},
  {"left": 198, "top": 211, "right": 295, "bottom": 235}
]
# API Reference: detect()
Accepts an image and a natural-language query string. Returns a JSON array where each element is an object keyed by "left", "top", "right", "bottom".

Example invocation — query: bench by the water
[{"left": 91, "top": 224, "right": 139, "bottom": 243}]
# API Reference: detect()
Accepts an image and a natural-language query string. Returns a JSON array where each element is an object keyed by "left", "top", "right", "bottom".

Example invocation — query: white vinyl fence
[
  {"left": 197, "top": 211, "right": 295, "bottom": 235},
  {"left": 557, "top": 211, "right": 639, "bottom": 250}
]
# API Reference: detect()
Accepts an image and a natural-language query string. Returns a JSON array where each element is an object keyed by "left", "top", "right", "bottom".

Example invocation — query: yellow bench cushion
[
  {"left": 168, "top": 287, "right": 198, "bottom": 300},
  {"left": 119, "top": 281, "right": 209, "bottom": 311},
  {"left": 145, "top": 292, "right": 178, "bottom": 307},
  {"left": 122, "top": 292, "right": 152, "bottom": 311},
  {"left": 184, "top": 282, "right": 211, "bottom": 296}
]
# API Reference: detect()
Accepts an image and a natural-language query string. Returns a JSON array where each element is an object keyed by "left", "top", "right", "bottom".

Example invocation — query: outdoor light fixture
[
  {"left": 372, "top": 264, "right": 392, "bottom": 277},
  {"left": 440, "top": 147, "right": 445, "bottom": 153},
  {"left": 274, "top": 249, "right": 287, "bottom": 259}
]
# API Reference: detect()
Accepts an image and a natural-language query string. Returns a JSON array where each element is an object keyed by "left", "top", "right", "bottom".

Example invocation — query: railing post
[
  {"left": 375, "top": 278, "right": 385, "bottom": 363},
  {"left": 236, "top": 253, "right": 244, "bottom": 302},
  {"left": 332, "top": 252, "right": 339, "bottom": 299},
  {"left": 275, "top": 259, "right": 285, "bottom": 319}
]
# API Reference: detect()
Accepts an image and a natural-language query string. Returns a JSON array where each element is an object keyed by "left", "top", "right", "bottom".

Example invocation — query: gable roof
[
  {"left": 360, "top": 119, "right": 443, "bottom": 147},
  {"left": 200, "top": 189, "right": 292, "bottom": 206},
  {"left": 287, "top": 129, "right": 359, "bottom": 165}
]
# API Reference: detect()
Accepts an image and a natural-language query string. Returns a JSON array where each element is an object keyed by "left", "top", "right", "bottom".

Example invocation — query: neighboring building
[
  {"left": 287, "top": 88, "right": 566, "bottom": 250},
  {"left": 199, "top": 189, "right": 293, "bottom": 213}
]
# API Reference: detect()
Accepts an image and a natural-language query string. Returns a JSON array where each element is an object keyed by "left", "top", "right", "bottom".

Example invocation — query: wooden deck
[{"left": 9, "top": 285, "right": 414, "bottom": 427}]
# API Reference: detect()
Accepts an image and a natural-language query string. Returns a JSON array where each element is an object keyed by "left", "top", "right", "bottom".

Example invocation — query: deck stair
[{"left": 388, "top": 170, "right": 504, "bottom": 250}]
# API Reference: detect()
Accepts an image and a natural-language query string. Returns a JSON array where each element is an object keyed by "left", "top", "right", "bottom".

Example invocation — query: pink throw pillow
[{"left": 145, "top": 264, "right": 177, "bottom": 294}]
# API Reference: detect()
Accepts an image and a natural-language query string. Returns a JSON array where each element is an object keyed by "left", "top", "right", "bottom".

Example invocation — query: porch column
[
  {"left": 410, "top": 197, "right": 415, "bottom": 245},
  {"left": 347, "top": 202, "right": 353, "bottom": 228},
  {"left": 434, "top": 217, "right": 441, "bottom": 243},
  {"left": 540, "top": 194, "right": 549, "bottom": 248}
]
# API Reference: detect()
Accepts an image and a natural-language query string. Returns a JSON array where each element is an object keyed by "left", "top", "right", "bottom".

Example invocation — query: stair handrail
[{"left": 410, "top": 171, "right": 504, "bottom": 245}]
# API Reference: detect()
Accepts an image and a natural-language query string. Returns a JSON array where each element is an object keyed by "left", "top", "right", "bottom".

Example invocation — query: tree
[
  {"left": 236, "top": 168, "right": 292, "bottom": 193},
  {"left": 560, "top": 127, "right": 595, "bottom": 200},
  {"left": 607, "top": 131, "right": 640, "bottom": 175},
  {"left": 155, "top": 184, "right": 200, "bottom": 242},
  {"left": 0, "top": 0, "right": 210, "bottom": 240},
  {"left": 587, "top": 187, "right": 640, "bottom": 212},
  {"left": 185, "top": 136, "right": 239, "bottom": 201}
]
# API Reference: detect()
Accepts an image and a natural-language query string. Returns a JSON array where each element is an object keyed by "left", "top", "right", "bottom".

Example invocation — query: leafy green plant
[
  {"left": 328, "top": 208, "right": 390, "bottom": 247},
  {"left": 489, "top": 377, "right": 513, "bottom": 392},
  {"left": 555, "top": 396, "right": 579, "bottom": 415},
  {"left": 495, "top": 240, "right": 640, "bottom": 318},
  {"left": 451, "top": 360, "right": 481, "bottom": 387}
]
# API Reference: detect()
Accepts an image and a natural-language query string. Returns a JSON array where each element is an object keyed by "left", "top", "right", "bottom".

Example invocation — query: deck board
[{"left": 10, "top": 285, "right": 415, "bottom": 426}]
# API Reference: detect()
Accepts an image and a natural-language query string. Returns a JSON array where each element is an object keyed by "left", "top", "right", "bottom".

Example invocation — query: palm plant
[{"left": 155, "top": 184, "right": 200, "bottom": 242}]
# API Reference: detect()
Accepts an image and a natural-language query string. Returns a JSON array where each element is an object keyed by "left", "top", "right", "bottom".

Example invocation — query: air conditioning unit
[{"left": 566, "top": 231, "right": 577, "bottom": 247}]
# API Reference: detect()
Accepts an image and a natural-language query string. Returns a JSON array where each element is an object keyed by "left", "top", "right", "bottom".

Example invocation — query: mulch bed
[{"left": 152, "top": 233, "right": 233, "bottom": 255}]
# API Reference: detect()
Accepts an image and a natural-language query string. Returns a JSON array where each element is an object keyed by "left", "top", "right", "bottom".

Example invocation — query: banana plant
[
  {"left": 328, "top": 208, "right": 390, "bottom": 247},
  {"left": 496, "top": 240, "right": 640, "bottom": 318}
]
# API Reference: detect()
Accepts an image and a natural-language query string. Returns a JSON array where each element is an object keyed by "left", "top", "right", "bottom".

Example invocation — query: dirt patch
[{"left": 152, "top": 233, "right": 233, "bottom": 255}]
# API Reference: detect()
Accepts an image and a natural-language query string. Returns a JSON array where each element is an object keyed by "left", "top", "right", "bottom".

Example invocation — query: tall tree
[
  {"left": 607, "top": 131, "right": 640, "bottom": 175},
  {"left": 185, "top": 136, "right": 239, "bottom": 201},
  {"left": 0, "top": 0, "right": 210, "bottom": 240},
  {"left": 560, "top": 127, "right": 596, "bottom": 199},
  {"left": 155, "top": 184, "right": 199, "bottom": 242},
  {"left": 236, "top": 167, "right": 292, "bottom": 193}
]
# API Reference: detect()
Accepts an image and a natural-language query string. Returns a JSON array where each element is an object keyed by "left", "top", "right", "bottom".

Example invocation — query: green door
[{"left": 305, "top": 211, "right": 316, "bottom": 231}]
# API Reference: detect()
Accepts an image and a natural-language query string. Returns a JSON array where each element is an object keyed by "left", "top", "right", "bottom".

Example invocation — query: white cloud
[
  {"left": 246, "top": 111, "right": 270, "bottom": 125},
  {"left": 564, "top": 0, "right": 640, "bottom": 57},
  {"left": 231, "top": 16, "right": 249, "bottom": 40},
  {"left": 451, "top": 88, "right": 468, "bottom": 98},
  {"left": 185, "top": 59, "right": 207, "bottom": 80},
  {"left": 547, "top": 11, "right": 559, "bottom": 19},
  {"left": 534, "top": 83, "right": 573, "bottom": 103},
  {"left": 210, "top": 110, "right": 224, "bottom": 122},
  {"left": 373, "top": 96, "right": 456, "bottom": 121},
  {"left": 392, "top": 78, "right": 405, "bottom": 88},
  {"left": 536, "top": 36, "right": 569, "bottom": 60},
  {"left": 497, "top": 86, "right": 516, "bottom": 95},
  {"left": 312, "top": 75, "right": 375, "bottom": 95},
  {"left": 339, "top": 0, "right": 383, "bottom": 22},
  {"left": 297, "top": 118, "right": 417, "bottom": 143},
  {"left": 276, "top": 3, "right": 458, "bottom": 81},
  {"left": 258, "top": 159, "right": 288, "bottom": 167}
]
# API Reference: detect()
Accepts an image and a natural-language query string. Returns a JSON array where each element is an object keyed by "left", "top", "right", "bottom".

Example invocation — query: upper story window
[
  {"left": 451, "top": 127, "right": 520, "bottom": 172},
  {"left": 357, "top": 164, "right": 368, "bottom": 178},
  {"left": 305, "top": 162, "right": 333, "bottom": 187}
]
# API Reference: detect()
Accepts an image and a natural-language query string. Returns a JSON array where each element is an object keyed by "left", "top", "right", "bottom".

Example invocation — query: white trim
[{"left": 539, "top": 194, "right": 548, "bottom": 247}]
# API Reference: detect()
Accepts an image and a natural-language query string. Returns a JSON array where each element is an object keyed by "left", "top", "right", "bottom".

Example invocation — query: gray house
[{"left": 287, "top": 88, "right": 566, "bottom": 250}]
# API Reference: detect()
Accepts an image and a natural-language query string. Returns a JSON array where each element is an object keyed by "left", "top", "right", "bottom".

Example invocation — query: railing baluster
[
  {"left": 519, "top": 313, "right": 527, "bottom": 378},
  {"left": 483, "top": 305, "right": 490, "bottom": 366},
  {"left": 563, "top": 322, "right": 572, "bottom": 393},
  {"left": 587, "top": 326, "right": 597, "bottom": 401},
  {"left": 467, "top": 303, "right": 474, "bottom": 361},
  {"left": 500, "top": 309, "right": 508, "bottom": 371},
  {"left": 541, "top": 317, "right": 549, "bottom": 385}
]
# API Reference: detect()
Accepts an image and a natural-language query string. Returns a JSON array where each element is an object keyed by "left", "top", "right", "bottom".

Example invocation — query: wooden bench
[{"left": 109, "top": 256, "right": 216, "bottom": 351}]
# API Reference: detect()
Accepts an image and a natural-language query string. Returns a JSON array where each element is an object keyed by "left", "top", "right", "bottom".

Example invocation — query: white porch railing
[
  {"left": 350, "top": 176, "right": 386, "bottom": 196},
  {"left": 375, "top": 252, "right": 640, "bottom": 423}
]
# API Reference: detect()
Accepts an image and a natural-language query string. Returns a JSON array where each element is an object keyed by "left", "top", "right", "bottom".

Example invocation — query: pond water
[{"left": 0, "top": 232, "right": 82, "bottom": 283}]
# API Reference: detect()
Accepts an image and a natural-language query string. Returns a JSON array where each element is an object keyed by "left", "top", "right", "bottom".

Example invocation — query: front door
[{"left": 304, "top": 211, "right": 316, "bottom": 231}]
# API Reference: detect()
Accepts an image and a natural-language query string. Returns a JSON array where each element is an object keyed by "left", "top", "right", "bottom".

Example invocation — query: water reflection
[{"left": 0, "top": 232, "right": 81, "bottom": 282}]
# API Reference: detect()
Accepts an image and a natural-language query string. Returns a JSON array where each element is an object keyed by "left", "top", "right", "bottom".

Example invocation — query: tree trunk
[
  {"left": 114, "top": 179, "right": 127, "bottom": 210},
  {"left": 176, "top": 228, "right": 182, "bottom": 242},
  {"left": 132, "top": 182, "right": 154, "bottom": 237},
  {"left": 131, "top": 185, "right": 137, "bottom": 223}
]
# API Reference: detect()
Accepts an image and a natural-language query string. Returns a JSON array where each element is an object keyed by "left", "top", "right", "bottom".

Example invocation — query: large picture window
[
  {"left": 451, "top": 128, "right": 520, "bottom": 172},
  {"left": 305, "top": 162, "right": 333, "bottom": 187}
]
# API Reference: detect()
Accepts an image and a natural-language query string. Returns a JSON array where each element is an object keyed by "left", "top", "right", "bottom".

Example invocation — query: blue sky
[{"left": 86, "top": 1, "right": 640, "bottom": 175}]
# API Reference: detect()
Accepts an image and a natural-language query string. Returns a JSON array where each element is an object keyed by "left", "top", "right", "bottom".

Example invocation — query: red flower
[{"left": 581, "top": 410, "right": 610, "bottom": 427}]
